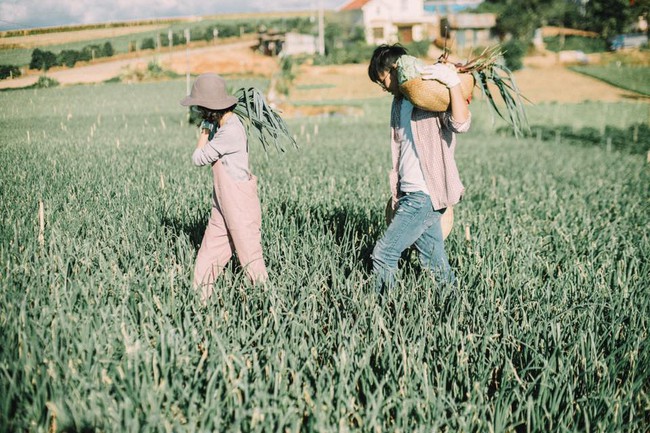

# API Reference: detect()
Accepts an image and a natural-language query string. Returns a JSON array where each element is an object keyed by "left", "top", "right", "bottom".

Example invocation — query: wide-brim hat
[{"left": 180, "top": 73, "right": 238, "bottom": 110}]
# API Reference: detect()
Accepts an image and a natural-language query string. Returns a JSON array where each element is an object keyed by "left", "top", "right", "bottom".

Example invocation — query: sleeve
[
  {"left": 442, "top": 110, "right": 471, "bottom": 134},
  {"left": 191, "top": 118, "right": 246, "bottom": 166}
]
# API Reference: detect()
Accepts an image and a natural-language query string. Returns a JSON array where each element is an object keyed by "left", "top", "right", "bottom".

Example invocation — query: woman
[
  {"left": 180, "top": 73, "right": 268, "bottom": 300},
  {"left": 367, "top": 44, "right": 471, "bottom": 294}
]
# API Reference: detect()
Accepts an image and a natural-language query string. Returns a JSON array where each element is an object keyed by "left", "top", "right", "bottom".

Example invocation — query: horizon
[{"left": 0, "top": 0, "right": 346, "bottom": 32}]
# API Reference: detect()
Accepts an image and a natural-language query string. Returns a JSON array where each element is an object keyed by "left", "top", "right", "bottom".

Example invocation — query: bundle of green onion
[{"left": 233, "top": 87, "right": 297, "bottom": 153}]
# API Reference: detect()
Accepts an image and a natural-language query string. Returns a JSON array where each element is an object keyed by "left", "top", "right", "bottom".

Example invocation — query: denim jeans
[{"left": 372, "top": 191, "right": 455, "bottom": 294}]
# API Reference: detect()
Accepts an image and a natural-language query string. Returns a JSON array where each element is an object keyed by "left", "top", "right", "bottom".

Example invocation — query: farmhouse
[
  {"left": 337, "top": 0, "right": 496, "bottom": 51},
  {"left": 338, "top": 0, "right": 438, "bottom": 45}
]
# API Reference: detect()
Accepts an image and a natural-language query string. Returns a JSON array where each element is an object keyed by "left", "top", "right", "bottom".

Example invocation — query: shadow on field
[
  {"left": 498, "top": 122, "right": 649, "bottom": 155},
  {"left": 276, "top": 199, "right": 382, "bottom": 274},
  {"left": 160, "top": 214, "right": 206, "bottom": 251}
]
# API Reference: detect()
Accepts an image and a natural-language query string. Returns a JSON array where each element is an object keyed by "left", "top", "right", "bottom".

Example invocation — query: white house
[
  {"left": 338, "top": 0, "right": 438, "bottom": 45},
  {"left": 257, "top": 30, "right": 317, "bottom": 57},
  {"left": 283, "top": 32, "right": 318, "bottom": 56}
]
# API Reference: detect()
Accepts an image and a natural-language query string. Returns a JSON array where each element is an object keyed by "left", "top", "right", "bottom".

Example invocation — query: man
[{"left": 367, "top": 44, "right": 471, "bottom": 294}]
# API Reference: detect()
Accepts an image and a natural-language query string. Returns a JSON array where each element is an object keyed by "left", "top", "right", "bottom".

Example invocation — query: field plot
[
  {"left": 1, "top": 80, "right": 649, "bottom": 432},
  {"left": 0, "top": 25, "right": 167, "bottom": 49}
]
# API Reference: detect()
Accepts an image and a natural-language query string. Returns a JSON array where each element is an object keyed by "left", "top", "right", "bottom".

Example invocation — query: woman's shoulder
[{"left": 223, "top": 113, "right": 247, "bottom": 137}]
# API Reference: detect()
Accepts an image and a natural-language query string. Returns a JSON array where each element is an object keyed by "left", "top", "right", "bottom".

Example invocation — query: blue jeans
[{"left": 372, "top": 191, "right": 455, "bottom": 294}]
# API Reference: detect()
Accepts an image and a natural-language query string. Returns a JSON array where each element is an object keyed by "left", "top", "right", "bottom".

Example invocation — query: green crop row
[
  {"left": 570, "top": 64, "right": 650, "bottom": 96},
  {"left": 1, "top": 80, "right": 648, "bottom": 432}
]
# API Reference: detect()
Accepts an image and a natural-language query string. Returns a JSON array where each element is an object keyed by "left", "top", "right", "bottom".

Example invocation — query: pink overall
[{"left": 193, "top": 159, "right": 268, "bottom": 294}]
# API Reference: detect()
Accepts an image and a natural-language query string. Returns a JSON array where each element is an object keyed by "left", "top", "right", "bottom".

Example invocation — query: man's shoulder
[{"left": 412, "top": 106, "right": 444, "bottom": 121}]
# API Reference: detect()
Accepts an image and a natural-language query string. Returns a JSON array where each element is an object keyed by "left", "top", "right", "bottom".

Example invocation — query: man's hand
[{"left": 417, "top": 63, "right": 461, "bottom": 88}]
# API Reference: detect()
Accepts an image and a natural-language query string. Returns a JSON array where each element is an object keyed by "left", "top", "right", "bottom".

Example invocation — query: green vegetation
[
  {"left": 543, "top": 35, "right": 607, "bottom": 54},
  {"left": 477, "top": 0, "right": 650, "bottom": 42},
  {"left": 29, "top": 43, "right": 114, "bottom": 71},
  {"left": 31, "top": 75, "right": 60, "bottom": 88},
  {"left": 0, "top": 64, "right": 20, "bottom": 79},
  {"left": 570, "top": 64, "right": 650, "bottom": 96},
  {"left": 112, "top": 60, "right": 182, "bottom": 84},
  {"left": 1, "top": 79, "right": 649, "bottom": 432}
]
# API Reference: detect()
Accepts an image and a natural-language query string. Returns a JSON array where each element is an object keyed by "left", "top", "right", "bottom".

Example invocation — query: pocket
[{"left": 396, "top": 193, "right": 426, "bottom": 214}]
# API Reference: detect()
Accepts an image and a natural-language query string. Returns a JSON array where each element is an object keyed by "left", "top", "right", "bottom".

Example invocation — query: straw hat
[
  {"left": 400, "top": 73, "right": 475, "bottom": 112},
  {"left": 180, "top": 73, "right": 238, "bottom": 110},
  {"left": 385, "top": 198, "right": 454, "bottom": 240}
]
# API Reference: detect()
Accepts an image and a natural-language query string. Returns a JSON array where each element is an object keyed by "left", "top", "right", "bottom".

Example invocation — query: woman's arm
[
  {"left": 192, "top": 128, "right": 218, "bottom": 166},
  {"left": 191, "top": 117, "right": 245, "bottom": 166}
]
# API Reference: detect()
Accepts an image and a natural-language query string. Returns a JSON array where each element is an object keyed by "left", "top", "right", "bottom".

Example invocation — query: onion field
[{"left": 1, "top": 79, "right": 649, "bottom": 432}]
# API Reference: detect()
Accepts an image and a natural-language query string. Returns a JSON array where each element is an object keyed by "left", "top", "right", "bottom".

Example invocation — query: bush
[
  {"left": 29, "top": 41, "right": 115, "bottom": 73},
  {"left": 172, "top": 32, "right": 184, "bottom": 46},
  {"left": 33, "top": 76, "right": 59, "bottom": 88},
  {"left": 57, "top": 50, "right": 79, "bottom": 67},
  {"left": 404, "top": 40, "right": 431, "bottom": 58},
  {"left": 544, "top": 35, "right": 607, "bottom": 53},
  {"left": 29, "top": 48, "right": 57, "bottom": 71},
  {"left": 0, "top": 64, "right": 21, "bottom": 79},
  {"left": 501, "top": 39, "right": 527, "bottom": 71},
  {"left": 101, "top": 42, "right": 114, "bottom": 57},
  {"left": 141, "top": 37, "right": 156, "bottom": 50}
]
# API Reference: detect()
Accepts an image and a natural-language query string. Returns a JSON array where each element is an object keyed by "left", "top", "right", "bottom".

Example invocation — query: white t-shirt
[{"left": 396, "top": 99, "right": 429, "bottom": 195}]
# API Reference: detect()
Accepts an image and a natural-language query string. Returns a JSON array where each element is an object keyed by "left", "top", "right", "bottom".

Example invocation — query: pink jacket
[{"left": 389, "top": 97, "right": 471, "bottom": 211}]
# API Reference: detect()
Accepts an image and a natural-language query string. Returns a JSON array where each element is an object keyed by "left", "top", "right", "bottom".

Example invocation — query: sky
[{"left": 0, "top": 0, "right": 347, "bottom": 31}]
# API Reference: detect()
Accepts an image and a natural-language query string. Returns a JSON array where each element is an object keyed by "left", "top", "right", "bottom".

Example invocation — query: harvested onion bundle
[{"left": 397, "top": 46, "right": 529, "bottom": 137}]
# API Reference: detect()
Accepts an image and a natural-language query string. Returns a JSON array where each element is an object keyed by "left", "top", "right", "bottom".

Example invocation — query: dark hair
[
  {"left": 199, "top": 103, "right": 236, "bottom": 124},
  {"left": 368, "top": 44, "right": 408, "bottom": 83}
]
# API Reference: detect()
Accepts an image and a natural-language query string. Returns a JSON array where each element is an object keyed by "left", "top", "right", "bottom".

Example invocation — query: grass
[
  {"left": 543, "top": 36, "right": 607, "bottom": 54},
  {"left": 1, "top": 79, "right": 649, "bottom": 432},
  {"left": 570, "top": 63, "right": 650, "bottom": 96}
]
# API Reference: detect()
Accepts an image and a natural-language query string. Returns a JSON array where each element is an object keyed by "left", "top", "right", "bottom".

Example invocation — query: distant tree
[
  {"left": 57, "top": 50, "right": 79, "bottom": 67},
  {"left": 479, "top": 0, "right": 649, "bottom": 40},
  {"left": 501, "top": 39, "right": 527, "bottom": 70},
  {"left": 204, "top": 26, "right": 218, "bottom": 41},
  {"left": 78, "top": 46, "right": 93, "bottom": 62},
  {"left": 477, "top": 0, "right": 581, "bottom": 40},
  {"left": 140, "top": 37, "right": 156, "bottom": 50},
  {"left": 29, "top": 48, "right": 57, "bottom": 71},
  {"left": 0, "top": 64, "right": 21, "bottom": 79},
  {"left": 189, "top": 28, "right": 205, "bottom": 42},
  {"left": 585, "top": 0, "right": 649, "bottom": 38},
  {"left": 172, "top": 32, "right": 184, "bottom": 46},
  {"left": 101, "top": 42, "right": 114, "bottom": 57}
]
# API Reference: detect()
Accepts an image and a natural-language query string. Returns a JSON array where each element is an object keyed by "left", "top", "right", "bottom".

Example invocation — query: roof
[
  {"left": 446, "top": 13, "right": 496, "bottom": 29},
  {"left": 338, "top": 0, "right": 372, "bottom": 11}
]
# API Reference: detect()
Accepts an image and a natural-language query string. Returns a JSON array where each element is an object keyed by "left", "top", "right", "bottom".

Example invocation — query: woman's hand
[{"left": 196, "top": 128, "right": 210, "bottom": 150}]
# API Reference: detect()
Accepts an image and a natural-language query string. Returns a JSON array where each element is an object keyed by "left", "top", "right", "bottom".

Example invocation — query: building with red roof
[{"left": 337, "top": 0, "right": 438, "bottom": 45}]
